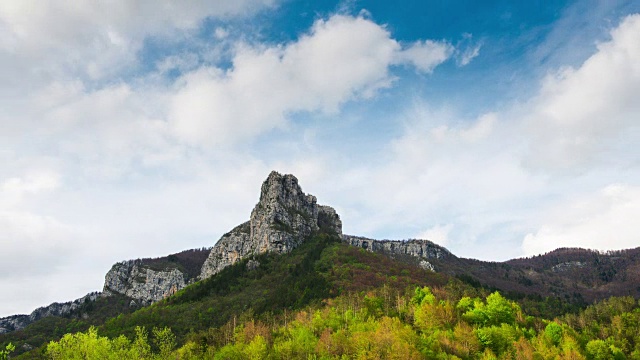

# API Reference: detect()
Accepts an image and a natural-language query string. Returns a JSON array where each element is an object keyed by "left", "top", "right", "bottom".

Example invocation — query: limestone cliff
[
  {"left": 103, "top": 260, "right": 186, "bottom": 306},
  {"left": 0, "top": 292, "right": 101, "bottom": 334},
  {"left": 200, "top": 171, "right": 342, "bottom": 279},
  {"left": 342, "top": 235, "right": 452, "bottom": 271},
  {"left": 100, "top": 247, "right": 209, "bottom": 306}
]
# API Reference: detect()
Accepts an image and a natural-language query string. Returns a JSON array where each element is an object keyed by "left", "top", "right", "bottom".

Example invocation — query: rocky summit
[
  {"left": 200, "top": 171, "right": 342, "bottom": 279},
  {"left": 97, "top": 171, "right": 342, "bottom": 309}
]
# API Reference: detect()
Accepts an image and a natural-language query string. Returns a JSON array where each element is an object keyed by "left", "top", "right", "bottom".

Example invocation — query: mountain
[
  {"left": 344, "top": 236, "right": 640, "bottom": 307},
  {"left": 1, "top": 171, "right": 639, "bottom": 357},
  {"left": 199, "top": 171, "right": 342, "bottom": 279}
]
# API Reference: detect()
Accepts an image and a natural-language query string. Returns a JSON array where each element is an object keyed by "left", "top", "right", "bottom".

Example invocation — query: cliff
[
  {"left": 342, "top": 235, "right": 453, "bottom": 271},
  {"left": 103, "top": 260, "right": 186, "bottom": 306},
  {"left": 200, "top": 171, "right": 342, "bottom": 279},
  {"left": 0, "top": 292, "right": 101, "bottom": 334},
  {"left": 100, "top": 248, "right": 209, "bottom": 306},
  {"left": 100, "top": 171, "right": 343, "bottom": 305}
]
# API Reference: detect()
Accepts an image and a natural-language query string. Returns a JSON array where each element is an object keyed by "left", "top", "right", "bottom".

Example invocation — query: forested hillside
[
  {"left": 23, "top": 284, "right": 640, "bottom": 359},
  {"left": 4, "top": 230, "right": 640, "bottom": 359}
]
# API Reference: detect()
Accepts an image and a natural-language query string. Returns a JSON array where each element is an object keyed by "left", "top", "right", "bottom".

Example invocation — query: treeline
[{"left": 32, "top": 286, "right": 640, "bottom": 359}]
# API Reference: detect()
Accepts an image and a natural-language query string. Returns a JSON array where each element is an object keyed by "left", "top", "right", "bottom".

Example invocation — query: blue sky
[{"left": 1, "top": 0, "right": 639, "bottom": 317}]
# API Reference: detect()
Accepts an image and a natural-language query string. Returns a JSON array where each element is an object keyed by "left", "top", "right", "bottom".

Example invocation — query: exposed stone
[
  {"left": 200, "top": 171, "right": 342, "bottom": 279},
  {"left": 0, "top": 292, "right": 102, "bottom": 334},
  {"left": 342, "top": 235, "right": 451, "bottom": 272},
  {"left": 247, "top": 259, "right": 260, "bottom": 271},
  {"left": 343, "top": 235, "right": 451, "bottom": 260},
  {"left": 199, "top": 222, "right": 252, "bottom": 278},
  {"left": 419, "top": 260, "right": 435, "bottom": 272},
  {"left": 551, "top": 261, "right": 586, "bottom": 272},
  {"left": 103, "top": 260, "right": 186, "bottom": 306}
]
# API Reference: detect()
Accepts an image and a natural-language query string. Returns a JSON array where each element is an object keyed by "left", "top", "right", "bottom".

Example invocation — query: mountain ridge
[{"left": 2, "top": 171, "right": 639, "bottom": 336}]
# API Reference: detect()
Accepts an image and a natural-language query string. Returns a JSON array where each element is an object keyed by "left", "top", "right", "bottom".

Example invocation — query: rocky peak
[
  {"left": 250, "top": 171, "right": 320, "bottom": 254},
  {"left": 200, "top": 171, "right": 341, "bottom": 279}
]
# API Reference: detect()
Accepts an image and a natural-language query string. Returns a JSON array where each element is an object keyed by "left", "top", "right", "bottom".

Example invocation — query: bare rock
[
  {"left": 246, "top": 259, "right": 260, "bottom": 271},
  {"left": 0, "top": 292, "right": 102, "bottom": 334},
  {"left": 419, "top": 260, "right": 435, "bottom": 272},
  {"left": 103, "top": 260, "right": 185, "bottom": 305},
  {"left": 200, "top": 171, "right": 342, "bottom": 279},
  {"left": 342, "top": 235, "right": 451, "bottom": 271}
]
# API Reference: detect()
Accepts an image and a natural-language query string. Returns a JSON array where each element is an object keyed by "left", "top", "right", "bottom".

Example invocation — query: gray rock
[
  {"left": 200, "top": 171, "right": 342, "bottom": 279},
  {"left": 342, "top": 235, "right": 451, "bottom": 271},
  {"left": 419, "top": 260, "right": 435, "bottom": 272},
  {"left": 551, "top": 261, "right": 586, "bottom": 272},
  {"left": 103, "top": 260, "right": 185, "bottom": 305},
  {"left": 246, "top": 259, "right": 260, "bottom": 271},
  {"left": 0, "top": 292, "right": 102, "bottom": 334}
]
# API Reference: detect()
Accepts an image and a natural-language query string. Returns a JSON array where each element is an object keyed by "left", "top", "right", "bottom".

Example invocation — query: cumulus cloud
[
  {"left": 524, "top": 14, "right": 640, "bottom": 172},
  {"left": 522, "top": 184, "right": 640, "bottom": 255},
  {"left": 0, "top": 0, "right": 276, "bottom": 80},
  {"left": 320, "top": 14, "right": 640, "bottom": 260},
  {"left": 169, "top": 14, "right": 453, "bottom": 146},
  {"left": 395, "top": 40, "right": 454, "bottom": 73}
]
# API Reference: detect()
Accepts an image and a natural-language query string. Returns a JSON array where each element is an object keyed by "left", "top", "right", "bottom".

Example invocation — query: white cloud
[
  {"left": 345, "top": 14, "right": 640, "bottom": 259},
  {"left": 524, "top": 14, "right": 640, "bottom": 172},
  {"left": 1, "top": 172, "right": 60, "bottom": 198},
  {"left": 395, "top": 40, "right": 454, "bottom": 73},
  {"left": 453, "top": 33, "right": 482, "bottom": 67},
  {"left": 0, "top": 211, "right": 77, "bottom": 277},
  {"left": 0, "top": 0, "right": 276, "bottom": 60},
  {"left": 416, "top": 224, "right": 453, "bottom": 247},
  {"left": 522, "top": 184, "right": 640, "bottom": 255},
  {"left": 169, "top": 14, "right": 452, "bottom": 146}
]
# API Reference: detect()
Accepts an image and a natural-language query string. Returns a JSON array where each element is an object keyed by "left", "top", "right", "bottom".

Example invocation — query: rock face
[
  {"left": 103, "top": 260, "right": 185, "bottom": 306},
  {"left": 551, "top": 261, "right": 586, "bottom": 273},
  {"left": 0, "top": 292, "right": 101, "bottom": 334},
  {"left": 200, "top": 171, "right": 342, "bottom": 279},
  {"left": 342, "top": 235, "right": 451, "bottom": 271}
]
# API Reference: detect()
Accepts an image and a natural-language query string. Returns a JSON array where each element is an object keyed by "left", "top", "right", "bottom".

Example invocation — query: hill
[{"left": 1, "top": 171, "right": 639, "bottom": 358}]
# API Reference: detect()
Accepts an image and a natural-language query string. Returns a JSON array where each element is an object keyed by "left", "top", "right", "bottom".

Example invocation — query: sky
[{"left": 1, "top": 0, "right": 639, "bottom": 317}]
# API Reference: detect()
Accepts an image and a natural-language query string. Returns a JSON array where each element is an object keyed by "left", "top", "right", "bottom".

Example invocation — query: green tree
[
  {"left": 244, "top": 335, "right": 268, "bottom": 360},
  {"left": 476, "top": 324, "right": 517, "bottom": 356},
  {"left": 412, "top": 286, "right": 436, "bottom": 306},
  {"left": 544, "top": 322, "right": 563, "bottom": 346},
  {"left": 152, "top": 326, "right": 176, "bottom": 358},
  {"left": 586, "top": 339, "right": 613, "bottom": 360},
  {"left": 0, "top": 343, "right": 15, "bottom": 360},
  {"left": 484, "top": 292, "right": 518, "bottom": 326}
]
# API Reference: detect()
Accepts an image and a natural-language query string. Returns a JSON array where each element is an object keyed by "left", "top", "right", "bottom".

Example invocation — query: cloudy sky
[{"left": 1, "top": 0, "right": 639, "bottom": 317}]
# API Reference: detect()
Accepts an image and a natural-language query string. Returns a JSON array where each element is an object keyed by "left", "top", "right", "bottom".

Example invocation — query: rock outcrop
[
  {"left": 200, "top": 171, "right": 342, "bottom": 279},
  {"left": 0, "top": 292, "right": 101, "bottom": 334},
  {"left": 103, "top": 260, "right": 185, "bottom": 306},
  {"left": 342, "top": 235, "right": 451, "bottom": 271}
]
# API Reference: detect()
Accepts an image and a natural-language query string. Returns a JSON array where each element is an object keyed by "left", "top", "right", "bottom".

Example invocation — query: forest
[
  {"left": 14, "top": 286, "right": 640, "bottom": 359},
  {"left": 3, "top": 234, "right": 640, "bottom": 359}
]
